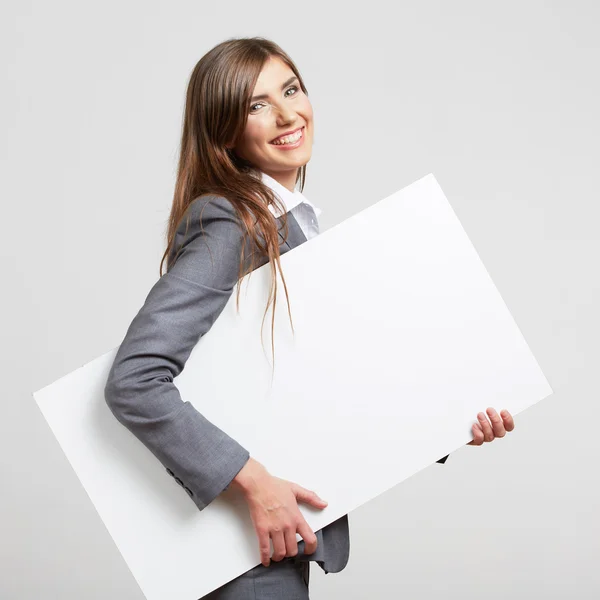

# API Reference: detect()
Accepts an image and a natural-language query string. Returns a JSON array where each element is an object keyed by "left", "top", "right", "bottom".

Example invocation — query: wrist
[{"left": 230, "top": 457, "right": 267, "bottom": 496}]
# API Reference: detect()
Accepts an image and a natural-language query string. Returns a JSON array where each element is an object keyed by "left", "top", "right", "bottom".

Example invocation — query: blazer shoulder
[
  {"left": 168, "top": 194, "right": 244, "bottom": 267},
  {"left": 183, "top": 193, "right": 239, "bottom": 227}
]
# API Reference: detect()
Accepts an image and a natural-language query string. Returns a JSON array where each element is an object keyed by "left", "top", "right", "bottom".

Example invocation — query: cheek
[
  {"left": 300, "top": 97, "right": 314, "bottom": 121},
  {"left": 244, "top": 120, "right": 272, "bottom": 148}
]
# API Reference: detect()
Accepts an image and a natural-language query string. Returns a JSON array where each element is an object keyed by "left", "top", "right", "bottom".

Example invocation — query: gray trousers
[{"left": 199, "top": 558, "right": 311, "bottom": 599}]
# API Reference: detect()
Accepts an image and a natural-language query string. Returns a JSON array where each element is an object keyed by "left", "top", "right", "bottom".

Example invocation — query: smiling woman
[{"left": 103, "top": 36, "right": 515, "bottom": 600}]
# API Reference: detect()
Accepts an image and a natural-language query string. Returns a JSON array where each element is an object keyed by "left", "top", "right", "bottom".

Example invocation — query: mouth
[
  {"left": 268, "top": 126, "right": 306, "bottom": 151},
  {"left": 269, "top": 126, "right": 305, "bottom": 146}
]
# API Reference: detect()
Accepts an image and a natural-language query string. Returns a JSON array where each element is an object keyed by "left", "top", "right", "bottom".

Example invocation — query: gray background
[{"left": 2, "top": 1, "right": 598, "bottom": 598}]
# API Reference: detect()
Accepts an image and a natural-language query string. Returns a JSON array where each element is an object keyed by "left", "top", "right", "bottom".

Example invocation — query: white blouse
[{"left": 260, "top": 171, "right": 322, "bottom": 240}]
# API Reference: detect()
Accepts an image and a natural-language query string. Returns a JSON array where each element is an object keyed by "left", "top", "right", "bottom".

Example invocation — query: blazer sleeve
[{"left": 104, "top": 194, "right": 250, "bottom": 512}]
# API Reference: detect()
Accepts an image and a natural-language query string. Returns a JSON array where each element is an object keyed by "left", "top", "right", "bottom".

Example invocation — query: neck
[{"left": 263, "top": 168, "right": 299, "bottom": 192}]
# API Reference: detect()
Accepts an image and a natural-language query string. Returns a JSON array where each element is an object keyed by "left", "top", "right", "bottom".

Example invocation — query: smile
[{"left": 269, "top": 126, "right": 305, "bottom": 148}]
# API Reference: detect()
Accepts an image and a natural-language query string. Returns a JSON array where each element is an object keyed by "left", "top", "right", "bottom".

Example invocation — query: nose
[{"left": 275, "top": 104, "right": 297, "bottom": 125}]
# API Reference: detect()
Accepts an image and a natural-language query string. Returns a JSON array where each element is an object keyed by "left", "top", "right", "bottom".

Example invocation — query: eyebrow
[{"left": 250, "top": 76, "right": 299, "bottom": 102}]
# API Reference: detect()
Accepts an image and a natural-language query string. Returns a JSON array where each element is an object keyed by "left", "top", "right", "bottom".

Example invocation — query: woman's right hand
[{"left": 230, "top": 457, "right": 328, "bottom": 567}]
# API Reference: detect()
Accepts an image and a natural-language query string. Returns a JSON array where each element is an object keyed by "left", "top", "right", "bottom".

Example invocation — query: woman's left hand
[{"left": 467, "top": 408, "right": 515, "bottom": 446}]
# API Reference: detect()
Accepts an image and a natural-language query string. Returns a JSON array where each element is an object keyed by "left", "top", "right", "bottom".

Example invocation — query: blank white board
[{"left": 33, "top": 174, "right": 553, "bottom": 599}]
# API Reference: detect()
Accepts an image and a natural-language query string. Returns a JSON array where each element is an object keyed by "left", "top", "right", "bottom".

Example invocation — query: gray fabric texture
[{"left": 198, "top": 558, "right": 310, "bottom": 600}]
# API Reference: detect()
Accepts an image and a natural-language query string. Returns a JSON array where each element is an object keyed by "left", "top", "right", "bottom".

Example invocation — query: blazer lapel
[
  {"left": 243, "top": 211, "right": 308, "bottom": 275},
  {"left": 277, "top": 211, "right": 308, "bottom": 252}
]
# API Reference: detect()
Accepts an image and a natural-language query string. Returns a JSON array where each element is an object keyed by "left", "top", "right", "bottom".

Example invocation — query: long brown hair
[{"left": 160, "top": 37, "right": 308, "bottom": 368}]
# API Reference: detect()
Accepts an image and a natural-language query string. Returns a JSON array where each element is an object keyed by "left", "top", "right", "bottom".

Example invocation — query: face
[{"left": 231, "top": 56, "right": 314, "bottom": 190}]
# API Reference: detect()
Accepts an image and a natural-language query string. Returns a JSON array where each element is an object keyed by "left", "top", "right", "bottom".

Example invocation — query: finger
[
  {"left": 296, "top": 518, "right": 318, "bottom": 555},
  {"left": 486, "top": 408, "right": 506, "bottom": 438},
  {"left": 500, "top": 409, "right": 515, "bottom": 432},
  {"left": 284, "top": 524, "right": 299, "bottom": 558},
  {"left": 270, "top": 529, "right": 286, "bottom": 562},
  {"left": 292, "top": 484, "right": 328, "bottom": 509},
  {"left": 258, "top": 527, "right": 271, "bottom": 567},
  {"left": 467, "top": 422, "right": 484, "bottom": 446},
  {"left": 477, "top": 412, "right": 495, "bottom": 442}
]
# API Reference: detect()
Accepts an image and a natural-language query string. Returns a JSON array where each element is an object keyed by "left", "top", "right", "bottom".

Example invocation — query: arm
[{"left": 104, "top": 195, "right": 250, "bottom": 511}]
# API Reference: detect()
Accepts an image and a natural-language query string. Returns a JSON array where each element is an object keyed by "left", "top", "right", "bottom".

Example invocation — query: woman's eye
[{"left": 249, "top": 86, "right": 299, "bottom": 113}]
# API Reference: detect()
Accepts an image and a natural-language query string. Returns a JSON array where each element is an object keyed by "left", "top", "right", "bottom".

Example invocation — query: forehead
[{"left": 253, "top": 56, "right": 295, "bottom": 92}]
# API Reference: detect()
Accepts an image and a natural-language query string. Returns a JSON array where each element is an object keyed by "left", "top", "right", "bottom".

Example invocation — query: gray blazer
[{"left": 104, "top": 194, "right": 449, "bottom": 576}]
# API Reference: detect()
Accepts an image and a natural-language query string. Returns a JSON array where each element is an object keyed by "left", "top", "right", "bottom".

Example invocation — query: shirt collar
[{"left": 259, "top": 171, "right": 322, "bottom": 219}]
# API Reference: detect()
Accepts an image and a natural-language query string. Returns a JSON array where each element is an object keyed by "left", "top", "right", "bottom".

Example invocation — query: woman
[{"left": 104, "top": 37, "right": 515, "bottom": 599}]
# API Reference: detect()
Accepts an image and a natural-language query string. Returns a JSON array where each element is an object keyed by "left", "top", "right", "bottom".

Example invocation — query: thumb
[{"left": 292, "top": 484, "right": 328, "bottom": 508}]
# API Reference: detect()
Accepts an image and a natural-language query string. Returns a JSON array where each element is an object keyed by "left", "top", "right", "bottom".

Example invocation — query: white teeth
[{"left": 271, "top": 128, "right": 303, "bottom": 145}]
